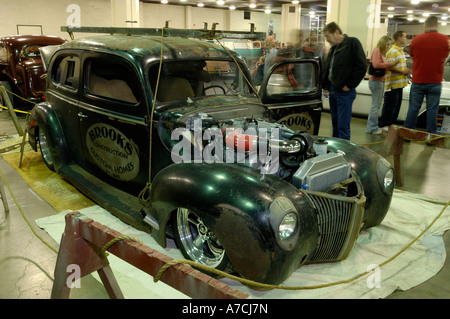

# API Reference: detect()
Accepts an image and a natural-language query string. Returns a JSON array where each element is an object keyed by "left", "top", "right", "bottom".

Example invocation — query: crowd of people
[{"left": 253, "top": 16, "right": 449, "bottom": 141}]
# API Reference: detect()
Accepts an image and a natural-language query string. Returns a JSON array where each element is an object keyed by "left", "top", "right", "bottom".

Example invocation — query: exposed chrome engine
[{"left": 183, "top": 112, "right": 353, "bottom": 192}]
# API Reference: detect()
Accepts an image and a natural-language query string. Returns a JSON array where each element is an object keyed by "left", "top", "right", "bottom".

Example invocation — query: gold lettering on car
[
  {"left": 277, "top": 112, "right": 314, "bottom": 134},
  {"left": 86, "top": 123, "right": 139, "bottom": 181}
]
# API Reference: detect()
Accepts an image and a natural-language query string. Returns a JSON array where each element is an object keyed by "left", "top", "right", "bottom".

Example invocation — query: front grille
[{"left": 302, "top": 178, "right": 366, "bottom": 263}]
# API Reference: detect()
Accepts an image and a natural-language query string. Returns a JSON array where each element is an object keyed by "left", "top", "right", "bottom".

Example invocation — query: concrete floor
[{"left": 0, "top": 107, "right": 449, "bottom": 299}]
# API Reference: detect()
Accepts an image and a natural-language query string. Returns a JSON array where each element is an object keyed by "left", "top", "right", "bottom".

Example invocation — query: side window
[
  {"left": 52, "top": 55, "right": 81, "bottom": 91},
  {"left": 85, "top": 57, "right": 140, "bottom": 104},
  {"left": 0, "top": 44, "right": 7, "bottom": 62}
]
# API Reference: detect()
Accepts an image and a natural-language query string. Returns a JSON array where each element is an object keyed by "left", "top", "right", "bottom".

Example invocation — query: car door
[
  {"left": 259, "top": 58, "right": 323, "bottom": 135},
  {"left": 78, "top": 52, "right": 150, "bottom": 196}
]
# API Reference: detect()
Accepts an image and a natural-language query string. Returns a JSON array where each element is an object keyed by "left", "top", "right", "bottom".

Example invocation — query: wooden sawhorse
[
  {"left": 385, "top": 126, "right": 449, "bottom": 186},
  {"left": 51, "top": 212, "right": 248, "bottom": 299}
]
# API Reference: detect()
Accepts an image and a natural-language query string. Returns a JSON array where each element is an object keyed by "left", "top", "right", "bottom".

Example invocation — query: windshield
[
  {"left": 21, "top": 44, "right": 47, "bottom": 58},
  {"left": 148, "top": 59, "right": 255, "bottom": 103}
]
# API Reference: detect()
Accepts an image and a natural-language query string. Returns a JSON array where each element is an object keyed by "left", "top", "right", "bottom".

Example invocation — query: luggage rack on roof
[{"left": 61, "top": 23, "right": 266, "bottom": 41}]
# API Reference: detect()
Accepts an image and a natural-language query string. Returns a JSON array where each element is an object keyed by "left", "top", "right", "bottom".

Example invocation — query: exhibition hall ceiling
[{"left": 142, "top": 0, "right": 450, "bottom": 23}]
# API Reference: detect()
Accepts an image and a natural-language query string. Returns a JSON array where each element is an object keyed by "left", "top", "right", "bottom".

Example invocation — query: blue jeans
[
  {"left": 404, "top": 83, "right": 442, "bottom": 134},
  {"left": 379, "top": 88, "right": 403, "bottom": 128},
  {"left": 367, "top": 80, "right": 384, "bottom": 133},
  {"left": 329, "top": 86, "right": 356, "bottom": 140}
]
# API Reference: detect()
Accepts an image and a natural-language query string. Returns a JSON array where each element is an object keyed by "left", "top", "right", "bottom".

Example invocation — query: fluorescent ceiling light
[
  {"left": 229, "top": 5, "right": 235, "bottom": 10},
  {"left": 388, "top": 7, "right": 395, "bottom": 10},
  {"left": 217, "top": 0, "right": 224, "bottom": 4},
  {"left": 264, "top": 8, "right": 271, "bottom": 14},
  {"left": 197, "top": 2, "right": 204, "bottom": 7},
  {"left": 249, "top": 3, "right": 256, "bottom": 8}
]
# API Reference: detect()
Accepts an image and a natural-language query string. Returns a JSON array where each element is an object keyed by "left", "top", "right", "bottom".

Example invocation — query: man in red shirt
[{"left": 404, "top": 16, "right": 450, "bottom": 134}]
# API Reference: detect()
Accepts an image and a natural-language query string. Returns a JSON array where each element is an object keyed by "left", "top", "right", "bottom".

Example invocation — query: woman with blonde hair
[{"left": 366, "top": 35, "right": 397, "bottom": 134}]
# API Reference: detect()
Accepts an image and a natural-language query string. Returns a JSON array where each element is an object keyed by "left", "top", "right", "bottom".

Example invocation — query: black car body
[{"left": 28, "top": 32, "right": 394, "bottom": 285}]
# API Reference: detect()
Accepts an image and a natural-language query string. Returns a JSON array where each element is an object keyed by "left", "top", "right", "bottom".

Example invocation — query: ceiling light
[
  {"left": 292, "top": 0, "right": 299, "bottom": 4},
  {"left": 197, "top": 2, "right": 204, "bottom": 7},
  {"left": 388, "top": 14, "right": 394, "bottom": 18},
  {"left": 388, "top": 7, "right": 395, "bottom": 11},
  {"left": 249, "top": 3, "right": 256, "bottom": 8},
  {"left": 422, "top": 12, "right": 430, "bottom": 17},
  {"left": 407, "top": 10, "right": 413, "bottom": 14},
  {"left": 419, "top": 18, "right": 425, "bottom": 22},
  {"left": 217, "top": 0, "right": 224, "bottom": 4},
  {"left": 229, "top": 5, "right": 235, "bottom": 10},
  {"left": 161, "top": 0, "right": 168, "bottom": 3},
  {"left": 442, "top": 22, "right": 447, "bottom": 26},
  {"left": 443, "top": 16, "right": 448, "bottom": 20},
  {"left": 407, "top": 17, "right": 414, "bottom": 21},
  {"left": 411, "top": 0, "right": 420, "bottom": 4},
  {"left": 264, "top": 8, "right": 271, "bottom": 14}
]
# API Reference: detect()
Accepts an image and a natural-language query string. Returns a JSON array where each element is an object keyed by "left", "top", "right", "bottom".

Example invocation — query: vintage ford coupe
[{"left": 29, "top": 29, "right": 394, "bottom": 285}]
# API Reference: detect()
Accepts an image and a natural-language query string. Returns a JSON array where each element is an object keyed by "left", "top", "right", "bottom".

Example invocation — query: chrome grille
[{"left": 303, "top": 186, "right": 366, "bottom": 263}]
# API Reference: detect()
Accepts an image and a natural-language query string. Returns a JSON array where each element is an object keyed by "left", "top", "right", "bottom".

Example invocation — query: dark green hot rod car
[{"left": 29, "top": 28, "right": 394, "bottom": 285}]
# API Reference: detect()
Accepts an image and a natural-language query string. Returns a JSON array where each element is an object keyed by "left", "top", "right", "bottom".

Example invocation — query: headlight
[
  {"left": 269, "top": 197, "right": 300, "bottom": 251},
  {"left": 384, "top": 169, "right": 394, "bottom": 189},
  {"left": 279, "top": 212, "right": 298, "bottom": 240},
  {"left": 376, "top": 158, "right": 395, "bottom": 195}
]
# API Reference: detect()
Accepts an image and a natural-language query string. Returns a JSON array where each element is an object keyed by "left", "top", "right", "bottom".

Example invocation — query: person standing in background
[
  {"left": 322, "top": 22, "right": 367, "bottom": 140},
  {"left": 378, "top": 31, "right": 410, "bottom": 132},
  {"left": 404, "top": 16, "right": 450, "bottom": 134},
  {"left": 366, "top": 36, "right": 397, "bottom": 135}
]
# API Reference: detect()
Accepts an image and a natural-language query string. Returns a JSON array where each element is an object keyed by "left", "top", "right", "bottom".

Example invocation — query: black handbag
[{"left": 368, "top": 63, "right": 386, "bottom": 77}]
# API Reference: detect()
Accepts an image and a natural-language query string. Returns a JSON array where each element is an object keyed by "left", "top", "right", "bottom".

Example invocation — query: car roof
[{"left": 59, "top": 34, "right": 240, "bottom": 62}]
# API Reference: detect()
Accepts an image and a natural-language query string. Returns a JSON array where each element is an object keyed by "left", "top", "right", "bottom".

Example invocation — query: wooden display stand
[
  {"left": 385, "top": 125, "right": 449, "bottom": 186},
  {"left": 51, "top": 212, "right": 248, "bottom": 299}
]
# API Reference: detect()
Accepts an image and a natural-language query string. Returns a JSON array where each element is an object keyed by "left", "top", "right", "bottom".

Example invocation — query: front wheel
[
  {"left": 38, "top": 128, "right": 55, "bottom": 171},
  {"left": 172, "top": 208, "right": 234, "bottom": 276}
]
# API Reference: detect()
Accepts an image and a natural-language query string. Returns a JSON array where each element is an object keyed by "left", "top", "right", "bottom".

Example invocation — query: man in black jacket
[{"left": 322, "top": 22, "right": 367, "bottom": 140}]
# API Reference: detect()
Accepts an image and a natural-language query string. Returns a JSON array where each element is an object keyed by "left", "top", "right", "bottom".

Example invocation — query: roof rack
[{"left": 61, "top": 23, "right": 266, "bottom": 41}]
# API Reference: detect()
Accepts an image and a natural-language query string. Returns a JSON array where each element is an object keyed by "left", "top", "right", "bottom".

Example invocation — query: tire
[
  {"left": 172, "top": 208, "right": 234, "bottom": 276},
  {"left": 38, "top": 127, "right": 55, "bottom": 171}
]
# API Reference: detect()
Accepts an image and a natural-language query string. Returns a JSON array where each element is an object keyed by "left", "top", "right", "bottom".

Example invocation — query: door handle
[{"left": 78, "top": 112, "right": 88, "bottom": 118}]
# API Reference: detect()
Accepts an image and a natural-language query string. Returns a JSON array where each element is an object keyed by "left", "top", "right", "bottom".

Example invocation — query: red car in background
[{"left": 0, "top": 35, "right": 66, "bottom": 107}]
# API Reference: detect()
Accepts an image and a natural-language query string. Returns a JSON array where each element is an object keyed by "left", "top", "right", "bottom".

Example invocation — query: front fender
[
  {"left": 322, "top": 137, "right": 394, "bottom": 229},
  {"left": 30, "top": 102, "right": 70, "bottom": 171},
  {"left": 148, "top": 162, "right": 318, "bottom": 285}
]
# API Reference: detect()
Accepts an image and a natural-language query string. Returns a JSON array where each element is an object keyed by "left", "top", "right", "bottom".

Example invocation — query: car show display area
[
  {"left": 34, "top": 188, "right": 450, "bottom": 299},
  {"left": 4, "top": 147, "right": 446, "bottom": 298}
]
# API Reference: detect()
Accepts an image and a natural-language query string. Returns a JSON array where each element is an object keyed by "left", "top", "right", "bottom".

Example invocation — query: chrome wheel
[
  {"left": 39, "top": 128, "right": 54, "bottom": 171},
  {"left": 173, "top": 208, "right": 230, "bottom": 270}
]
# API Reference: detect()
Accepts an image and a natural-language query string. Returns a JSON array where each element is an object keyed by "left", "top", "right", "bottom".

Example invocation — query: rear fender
[{"left": 29, "top": 102, "right": 70, "bottom": 171}]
